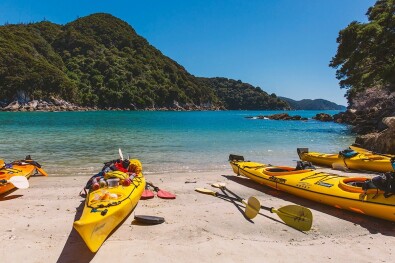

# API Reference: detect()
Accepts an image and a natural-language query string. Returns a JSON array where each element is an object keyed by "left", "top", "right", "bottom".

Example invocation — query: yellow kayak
[
  {"left": 0, "top": 157, "right": 47, "bottom": 195},
  {"left": 297, "top": 147, "right": 395, "bottom": 173},
  {"left": 73, "top": 159, "right": 145, "bottom": 252},
  {"left": 229, "top": 155, "right": 395, "bottom": 222}
]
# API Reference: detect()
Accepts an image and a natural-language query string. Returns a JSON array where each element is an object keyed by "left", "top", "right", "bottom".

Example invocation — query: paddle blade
[
  {"left": 157, "top": 189, "right": 176, "bottom": 199},
  {"left": 211, "top": 183, "right": 226, "bottom": 189},
  {"left": 243, "top": 196, "right": 261, "bottom": 219},
  {"left": 141, "top": 189, "right": 154, "bottom": 200},
  {"left": 118, "top": 148, "right": 124, "bottom": 160},
  {"left": 273, "top": 205, "right": 313, "bottom": 231},
  {"left": 36, "top": 167, "right": 48, "bottom": 176},
  {"left": 9, "top": 176, "right": 29, "bottom": 189}
]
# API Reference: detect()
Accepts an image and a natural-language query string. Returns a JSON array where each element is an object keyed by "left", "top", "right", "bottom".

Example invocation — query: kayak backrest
[
  {"left": 339, "top": 149, "right": 358, "bottom": 158},
  {"left": 296, "top": 161, "right": 315, "bottom": 170},
  {"left": 229, "top": 154, "right": 244, "bottom": 162}
]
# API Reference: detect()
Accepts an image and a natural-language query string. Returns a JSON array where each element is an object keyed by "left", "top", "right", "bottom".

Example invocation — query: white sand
[{"left": 0, "top": 168, "right": 394, "bottom": 263}]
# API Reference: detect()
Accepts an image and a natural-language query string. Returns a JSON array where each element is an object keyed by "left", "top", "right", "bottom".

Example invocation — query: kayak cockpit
[
  {"left": 338, "top": 177, "right": 384, "bottom": 194},
  {"left": 263, "top": 166, "right": 314, "bottom": 176}
]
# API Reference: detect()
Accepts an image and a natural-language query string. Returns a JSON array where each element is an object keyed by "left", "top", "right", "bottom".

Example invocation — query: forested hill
[
  {"left": 200, "top": 78, "right": 289, "bottom": 110},
  {"left": 0, "top": 13, "right": 288, "bottom": 110},
  {"left": 279, "top": 97, "right": 346, "bottom": 110}
]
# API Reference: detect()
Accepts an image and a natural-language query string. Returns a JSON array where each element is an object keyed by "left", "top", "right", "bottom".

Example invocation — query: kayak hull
[
  {"left": 0, "top": 163, "right": 36, "bottom": 195},
  {"left": 297, "top": 148, "right": 395, "bottom": 173},
  {"left": 73, "top": 173, "right": 145, "bottom": 252},
  {"left": 230, "top": 159, "right": 395, "bottom": 222}
]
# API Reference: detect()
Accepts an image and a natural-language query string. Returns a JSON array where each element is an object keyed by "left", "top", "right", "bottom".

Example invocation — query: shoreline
[{"left": 1, "top": 168, "right": 394, "bottom": 262}]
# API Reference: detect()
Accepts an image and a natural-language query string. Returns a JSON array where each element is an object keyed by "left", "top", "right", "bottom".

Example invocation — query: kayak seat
[
  {"left": 267, "top": 168, "right": 290, "bottom": 172},
  {"left": 263, "top": 165, "right": 315, "bottom": 176}
]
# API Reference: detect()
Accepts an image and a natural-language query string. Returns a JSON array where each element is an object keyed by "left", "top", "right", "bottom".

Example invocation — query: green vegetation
[
  {"left": 330, "top": 0, "right": 395, "bottom": 101},
  {"left": 200, "top": 78, "right": 289, "bottom": 110},
  {"left": 279, "top": 97, "right": 346, "bottom": 110},
  {"left": 0, "top": 13, "right": 288, "bottom": 110}
]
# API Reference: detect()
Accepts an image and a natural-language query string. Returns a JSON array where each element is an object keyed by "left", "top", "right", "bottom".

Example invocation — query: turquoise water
[{"left": 0, "top": 110, "right": 355, "bottom": 177}]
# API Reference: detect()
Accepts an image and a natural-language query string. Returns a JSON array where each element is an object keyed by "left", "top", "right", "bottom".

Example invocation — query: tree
[{"left": 330, "top": 0, "right": 395, "bottom": 100}]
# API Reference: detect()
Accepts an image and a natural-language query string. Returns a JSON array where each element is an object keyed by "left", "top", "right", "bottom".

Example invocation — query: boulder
[
  {"left": 4, "top": 101, "right": 20, "bottom": 111},
  {"left": 313, "top": 113, "right": 333, "bottom": 122},
  {"left": 382, "top": 117, "right": 395, "bottom": 130},
  {"left": 355, "top": 116, "right": 395, "bottom": 154}
]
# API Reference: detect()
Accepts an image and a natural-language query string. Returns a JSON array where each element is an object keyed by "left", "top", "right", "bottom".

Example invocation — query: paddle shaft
[
  {"left": 196, "top": 188, "right": 249, "bottom": 205},
  {"left": 221, "top": 186, "right": 274, "bottom": 213},
  {"left": 215, "top": 191, "right": 248, "bottom": 204}
]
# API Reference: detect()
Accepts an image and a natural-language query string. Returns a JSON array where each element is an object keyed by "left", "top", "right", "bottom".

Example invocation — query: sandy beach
[{"left": 1, "top": 167, "right": 394, "bottom": 263}]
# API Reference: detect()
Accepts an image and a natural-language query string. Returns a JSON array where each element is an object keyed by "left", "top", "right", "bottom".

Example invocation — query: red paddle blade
[
  {"left": 141, "top": 189, "right": 154, "bottom": 200},
  {"left": 157, "top": 189, "right": 176, "bottom": 199}
]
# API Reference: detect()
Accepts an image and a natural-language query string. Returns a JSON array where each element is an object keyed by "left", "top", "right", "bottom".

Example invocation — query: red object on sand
[
  {"left": 141, "top": 187, "right": 154, "bottom": 200},
  {"left": 148, "top": 182, "right": 176, "bottom": 199}
]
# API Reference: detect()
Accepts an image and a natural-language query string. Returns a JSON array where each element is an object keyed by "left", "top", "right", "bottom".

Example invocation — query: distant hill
[
  {"left": 0, "top": 13, "right": 288, "bottom": 110},
  {"left": 279, "top": 97, "right": 346, "bottom": 110},
  {"left": 200, "top": 78, "right": 289, "bottom": 110}
]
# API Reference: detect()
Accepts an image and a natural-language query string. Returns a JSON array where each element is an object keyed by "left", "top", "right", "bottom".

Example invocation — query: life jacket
[
  {"left": 362, "top": 172, "right": 395, "bottom": 198},
  {"left": 128, "top": 159, "right": 142, "bottom": 174}
]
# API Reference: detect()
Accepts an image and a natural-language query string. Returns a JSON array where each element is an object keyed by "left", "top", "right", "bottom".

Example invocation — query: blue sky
[{"left": 0, "top": 0, "right": 376, "bottom": 105}]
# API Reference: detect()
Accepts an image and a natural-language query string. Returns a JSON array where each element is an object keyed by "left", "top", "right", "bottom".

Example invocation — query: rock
[
  {"left": 27, "top": 100, "right": 38, "bottom": 109},
  {"left": 355, "top": 132, "right": 395, "bottom": 154},
  {"left": 4, "top": 101, "right": 20, "bottom": 111},
  {"left": 313, "top": 113, "right": 333, "bottom": 122},
  {"left": 271, "top": 113, "right": 291, "bottom": 120},
  {"left": 382, "top": 117, "right": 395, "bottom": 130},
  {"left": 355, "top": 116, "right": 395, "bottom": 154}
]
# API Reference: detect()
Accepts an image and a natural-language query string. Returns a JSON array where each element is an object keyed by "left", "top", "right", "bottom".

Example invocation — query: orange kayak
[{"left": 0, "top": 157, "right": 47, "bottom": 195}]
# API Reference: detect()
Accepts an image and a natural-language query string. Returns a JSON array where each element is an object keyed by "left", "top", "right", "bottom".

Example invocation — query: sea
[{"left": 0, "top": 110, "right": 355, "bottom": 177}]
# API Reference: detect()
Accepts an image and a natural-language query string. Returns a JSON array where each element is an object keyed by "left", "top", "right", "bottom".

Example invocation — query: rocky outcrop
[
  {"left": 334, "top": 87, "right": 395, "bottom": 132},
  {"left": 334, "top": 87, "right": 395, "bottom": 154},
  {"left": 0, "top": 98, "right": 94, "bottom": 112},
  {"left": 0, "top": 98, "right": 224, "bottom": 112},
  {"left": 355, "top": 117, "right": 395, "bottom": 154},
  {"left": 245, "top": 113, "right": 308, "bottom": 121},
  {"left": 313, "top": 113, "right": 333, "bottom": 122}
]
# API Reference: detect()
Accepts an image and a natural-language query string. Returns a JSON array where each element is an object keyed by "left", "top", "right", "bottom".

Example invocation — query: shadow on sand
[
  {"left": 56, "top": 199, "right": 95, "bottom": 263},
  {"left": 0, "top": 190, "right": 23, "bottom": 201},
  {"left": 57, "top": 197, "right": 140, "bottom": 262},
  {"left": 221, "top": 174, "right": 395, "bottom": 236}
]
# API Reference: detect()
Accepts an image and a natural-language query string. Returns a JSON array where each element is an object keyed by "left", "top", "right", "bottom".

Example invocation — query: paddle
[
  {"left": 147, "top": 182, "right": 176, "bottom": 199},
  {"left": 22, "top": 157, "right": 48, "bottom": 176},
  {"left": 118, "top": 148, "right": 124, "bottom": 160},
  {"left": 212, "top": 183, "right": 313, "bottom": 231},
  {"left": 195, "top": 188, "right": 260, "bottom": 219},
  {"left": 141, "top": 185, "right": 155, "bottom": 200},
  {"left": 0, "top": 176, "right": 29, "bottom": 189}
]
